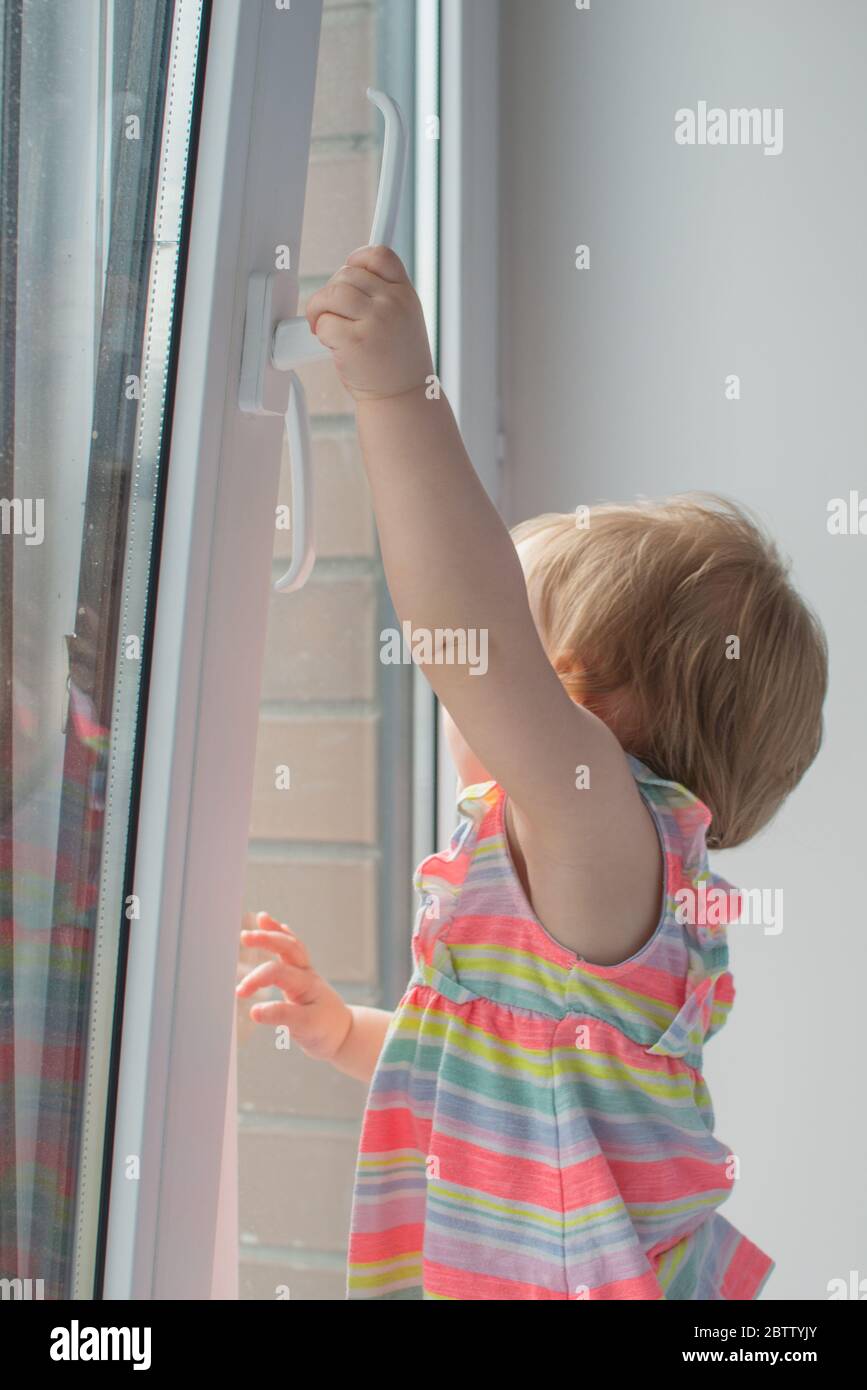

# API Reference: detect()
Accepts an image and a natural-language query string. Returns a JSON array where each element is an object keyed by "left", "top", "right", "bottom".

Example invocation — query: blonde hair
[{"left": 511, "top": 495, "right": 828, "bottom": 849}]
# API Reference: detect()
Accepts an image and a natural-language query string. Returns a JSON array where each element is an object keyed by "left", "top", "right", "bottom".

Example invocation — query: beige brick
[
  {"left": 299, "top": 152, "right": 378, "bottom": 278},
  {"left": 239, "top": 1262, "right": 346, "bottom": 1301},
  {"left": 259, "top": 573, "right": 378, "bottom": 702},
  {"left": 239, "top": 1128, "right": 360, "bottom": 1250},
  {"left": 250, "top": 716, "right": 377, "bottom": 843},
  {"left": 237, "top": 1025, "right": 370, "bottom": 1119},
  {"left": 312, "top": 10, "right": 376, "bottom": 140},
  {"left": 274, "top": 433, "right": 375, "bottom": 561},
  {"left": 242, "top": 856, "right": 378, "bottom": 981}
]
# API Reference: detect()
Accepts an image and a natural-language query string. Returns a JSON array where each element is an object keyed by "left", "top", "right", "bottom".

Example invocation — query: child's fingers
[
  {"left": 242, "top": 909, "right": 294, "bottom": 944},
  {"left": 346, "top": 244, "right": 406, "bottom": 283},
  {"left": 247, "top": 1000, "right": 303, "bottom": 1026},
  {"left": 255, "top": 911, "right": 296, "bottom": 940},
  {"left": 250, "top": 911, "right": 303, "bottom": 949},
  {"left": 312, "top": 310, "right": 357, "bottom": 352},
  {"left": 330, "top": 264, "right": 384, "bottom": 298},
  {"left": 305, "top": 281, "right": 369, "bottom": 331},
  {"left": 235, "top": 958, "right": 317, "bottom": 1004},
  {"left": 240, "top": 928, "right": 310, "bottom": 969}
]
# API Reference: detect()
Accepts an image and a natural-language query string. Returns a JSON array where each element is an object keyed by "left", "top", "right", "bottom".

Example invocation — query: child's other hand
[
  {"left": 236, "top": 911, "right": 352, "bottom": 1061},
  {"left": 305, "top": 245, "right": 434, "bottom": 401}
]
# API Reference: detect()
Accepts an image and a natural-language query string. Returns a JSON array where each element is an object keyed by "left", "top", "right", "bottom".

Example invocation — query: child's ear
[{"left": 552, "top": 653, "right": 586, "bottom": 704}]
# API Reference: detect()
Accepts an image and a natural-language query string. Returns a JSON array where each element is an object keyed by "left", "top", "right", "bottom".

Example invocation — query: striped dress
[{"left": 346, "top": 755, "right": 774, "bottom": 1300}]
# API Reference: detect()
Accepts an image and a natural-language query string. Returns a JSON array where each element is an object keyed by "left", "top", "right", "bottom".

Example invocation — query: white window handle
[
  {"left": 238, "top": 87, "right": 407, "bottom": 594},
  {"left": 273, "top": 89, "right": 407, "bottom": 370}
]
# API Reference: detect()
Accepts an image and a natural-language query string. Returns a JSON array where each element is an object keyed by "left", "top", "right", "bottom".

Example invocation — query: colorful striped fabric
[
  {"left": 0, "top": 682, "right": 105, "bottom": 1295},
  {"left": 346, "top": 755, "right": 774, "bottom": 1300}
]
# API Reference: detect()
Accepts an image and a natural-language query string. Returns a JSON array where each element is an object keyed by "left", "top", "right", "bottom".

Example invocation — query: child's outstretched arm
[
  {"left": 305, "top": 248, "right": 661, "bottom": 963},
  {"left": 306, "top": 245, "right": 596, "bottom": 813}
]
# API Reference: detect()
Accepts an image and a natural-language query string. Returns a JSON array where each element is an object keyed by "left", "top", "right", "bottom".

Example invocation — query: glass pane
[
  {"left": 236, "top": 0, "right": 427, "bottom": 1300},
  {"left": 0, "top": 0, "right": 204, "bottom": 1298}
]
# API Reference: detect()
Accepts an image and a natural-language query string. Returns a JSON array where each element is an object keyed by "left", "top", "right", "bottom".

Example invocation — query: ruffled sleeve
[
  {"left": 627, "top": 756, "right": 738, "bottom": 1067},
  {"left": 411, "top": 781, "right": 499, "bottom": 970}
]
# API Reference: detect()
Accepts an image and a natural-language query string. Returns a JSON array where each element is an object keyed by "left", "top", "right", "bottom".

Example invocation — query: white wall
[{"left": 500, "top": 0, "right": 866, "bottom": 1299}]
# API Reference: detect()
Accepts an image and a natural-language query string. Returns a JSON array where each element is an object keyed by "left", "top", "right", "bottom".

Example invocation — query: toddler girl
[{"left": 236, "top": 247, "right": 828, "bottom": 1300}]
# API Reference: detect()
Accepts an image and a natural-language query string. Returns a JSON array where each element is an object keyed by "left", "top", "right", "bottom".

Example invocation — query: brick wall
[{"left": 236, "top": 0, "right": 404, "bottom": 1302}]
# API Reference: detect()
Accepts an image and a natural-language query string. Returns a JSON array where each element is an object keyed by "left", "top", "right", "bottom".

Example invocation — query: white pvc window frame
[
  {"left": 103, "top": 0, "right": 324, "bottom": 1300},
  {"left": 72, "top": 0, "right": 206, "bottom": 1300}
]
